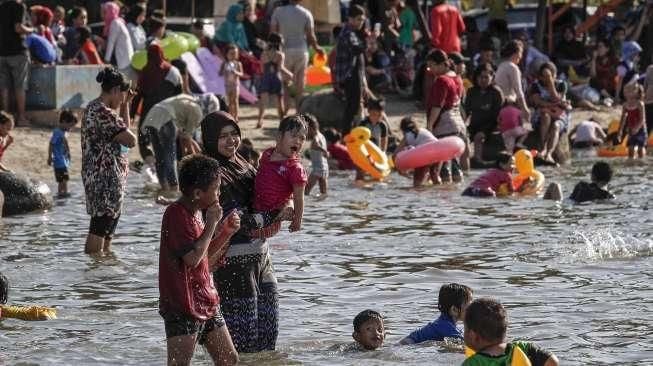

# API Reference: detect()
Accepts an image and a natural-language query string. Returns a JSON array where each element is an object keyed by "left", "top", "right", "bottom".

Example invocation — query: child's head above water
[
  {"left": 438, "top": 283, "right": 473, "bottom": 321},
  {"left": 591, "top": 161, "right": 613, "bottom": 185},
  {"left": 495, "top": 152, "right": 515, "bottom": 172},
  {"left": 353, "top": 309, "right": 385, "bottom": 350},
  {"left": 366, "top": 98, "right": 385, "bottom": 124},
  {"left": 178, "top": 155, "right": 222, "bottom": 208},
  {"left": 276, "top": 115, "right": 307, "bottom": 158},
  {"left": 59, "top": 109, "right": 78, "bottom": 130},
  {"left": 0, "top": 111, "right": 14, "bottom": 137},
  {"left": 463, "top": 298, "right": 507, "bottom": 351}
]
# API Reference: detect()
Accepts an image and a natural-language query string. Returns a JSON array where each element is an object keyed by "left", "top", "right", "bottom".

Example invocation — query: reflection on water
[{"left": 1, "top": 157, "right": 652, "bottom": 365}]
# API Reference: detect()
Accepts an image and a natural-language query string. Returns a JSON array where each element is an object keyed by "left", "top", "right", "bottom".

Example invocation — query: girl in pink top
[
  {"left": 498, "top": 100, "right": 529, "bottom": 153},
  {"left": 253, "top": 115, "right": 308, "bottom": 234},
  {"left": 462, "top": 152, "right": 515, "bottom": 197}
]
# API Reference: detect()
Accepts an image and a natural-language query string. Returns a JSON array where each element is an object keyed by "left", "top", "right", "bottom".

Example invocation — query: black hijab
[{"left": 201, "top": 111, "right": 257, "bottom": 211}]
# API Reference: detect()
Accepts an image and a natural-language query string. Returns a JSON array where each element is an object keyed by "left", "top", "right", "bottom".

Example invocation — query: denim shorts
[{"left": 162, "top": 306, "right": 226, "bottom": 344}]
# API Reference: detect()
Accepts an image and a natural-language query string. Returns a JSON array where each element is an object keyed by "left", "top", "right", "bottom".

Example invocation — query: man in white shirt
[{"left": 271, "top": 0, "right": 324, "bottom": 109}]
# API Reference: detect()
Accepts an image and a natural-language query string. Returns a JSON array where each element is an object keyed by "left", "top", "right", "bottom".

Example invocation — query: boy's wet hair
[
  {"left": 591, "top": 161, "right": 613, "bottom": 184},
  {"left": 437, "top": 283, "right": 473, "bottom": 314},
  {"left": 323, "top": 128, "right": 341, "bottom": 144},
  {"left": 464, "top": 298, "right": 507, "bottom": 344},
  {"left": 495, "top": 152, "right": 512, "bottom": 168},
  {"left": 0, "top": 272, "right": 8, "bottom": 304},
  {"left": 0, "top": 111, "right": 13, "bottom": 125},
  {"left": 366, "top": 98, "right": 385, "bottom": 111},
  {"left": 59, "top": 109, "right": 78, "bottom": 125},
  {"left": 353, "top": 309, "right": 383, "bottom": 332},
  {"left": 278, "top": 115, "right": 307, "bottom": 134},
  {"left": 178, "top": 155, "right": 221, "bottom": 196},
  {"left": 300, "top": 113, "right": 319, "bottom": 129}
]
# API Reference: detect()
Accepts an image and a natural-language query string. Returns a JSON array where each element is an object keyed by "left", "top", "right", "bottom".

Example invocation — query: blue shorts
[{"left": 627, "top": 128, "right": 647, "bottom": 148}]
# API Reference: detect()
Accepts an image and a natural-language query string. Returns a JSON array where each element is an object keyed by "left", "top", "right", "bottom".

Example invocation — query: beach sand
[{"left": 4, "top": 95, "right": 621, "bottom": 183}]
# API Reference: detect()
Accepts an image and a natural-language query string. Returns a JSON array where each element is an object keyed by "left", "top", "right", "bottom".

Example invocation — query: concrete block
[{"left": 27, "top": 65, "right": 104, "bottom": 110}]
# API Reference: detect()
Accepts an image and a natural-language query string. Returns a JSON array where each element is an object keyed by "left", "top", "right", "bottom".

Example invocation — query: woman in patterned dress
[{"left": 81, "top": 67, "right": 136, "bottom": 255}]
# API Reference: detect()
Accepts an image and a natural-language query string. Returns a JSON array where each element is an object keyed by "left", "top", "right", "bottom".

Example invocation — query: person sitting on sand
[
  {"left": 400, "top": 283, "right": 473, "bottom": 344},
  {"left": 0, "top": 111, "right": 15, "bottom": 172},
  {"left": 569, "top": 161, "right": 615, "bottom": 203},
  {"left": 463, "top": 298, "right": 559, "bottom": 366},
  {"left": 568, "top": 118, "right": 607, "bottom": 148},
  {"left": 353, "top": 309, "right": 386, "bottom": 350}
]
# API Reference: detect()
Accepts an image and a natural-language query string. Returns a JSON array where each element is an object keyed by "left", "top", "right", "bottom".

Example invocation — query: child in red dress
[
  {"left": 254, "top": 115, "right": 308, "bottom": 233},
  {"left": 159, "top": 155, "right": 240, "bottom": 366}
]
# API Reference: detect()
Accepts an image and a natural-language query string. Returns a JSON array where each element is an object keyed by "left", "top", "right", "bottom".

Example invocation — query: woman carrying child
[
  {"left": 201, "top": 111, "right": 294, "bottom": 352},
  {"left": 257, "top": 32, "right": 293, "bottom": 128},
  {"left": 395, "top": 116, "right": 438, "bottom": 187},
  {"left": 619, "top": 83, "right": 647, "bottom": 159}
]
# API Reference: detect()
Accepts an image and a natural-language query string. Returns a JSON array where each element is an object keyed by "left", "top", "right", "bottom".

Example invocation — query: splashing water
[{"left": 570, "top": 229, "right": 653, "bottom": 261}]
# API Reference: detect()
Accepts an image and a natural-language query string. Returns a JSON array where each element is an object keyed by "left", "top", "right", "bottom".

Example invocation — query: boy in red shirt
[{"left": 159, "top": 154, "right": 240, "bottom": 366}]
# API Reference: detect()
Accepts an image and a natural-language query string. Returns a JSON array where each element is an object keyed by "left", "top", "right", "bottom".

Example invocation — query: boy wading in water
[{"left": 158, "top": 155, "right": 240, "bottom": 366}]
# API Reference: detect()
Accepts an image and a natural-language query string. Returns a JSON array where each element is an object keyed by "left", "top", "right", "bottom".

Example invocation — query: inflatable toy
[
  {"left": 0, "top": 172, "right": 52, "bottom": 217},
  {"left": 513, "top": 149, "right": 545, "bottom": 195},
  {"left": 465, "top": 345, "right": 531, "bottom": 365},
  {"left": 0, "top": 304, "right": 57, "bottom": 321},
  {"left": 176, "top": 32, "right": 200, "bottom": 53},
  {"left": 345, "top": 127, "right": 391, "bottom": 180},
  {"left": 394, "top": 136, "right": 465, "bottom": 171},
  {"left": 131, "top": 33, "right": 189, "bottom": 70},
  {"left": 597, "top": 138, "right": 629, "bottom": 157},
  {"left": 306, "top": 53, "right": 331, "bottom": 87}
]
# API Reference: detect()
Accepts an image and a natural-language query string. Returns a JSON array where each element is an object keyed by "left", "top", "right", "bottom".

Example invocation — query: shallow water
[{"left": 1, "top": 155, "right": 652, "bottom": 365}]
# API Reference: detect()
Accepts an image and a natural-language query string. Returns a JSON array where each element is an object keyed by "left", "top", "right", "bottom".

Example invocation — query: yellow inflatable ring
[
  {"left": 0, "top": 304, "right": 57, "bottom": 321},
  {"left": 344, "top": 127, "right": 391, "bottom": 180},
  {"left": 513, "top": 149, "right": 545, "bottom": 195}
]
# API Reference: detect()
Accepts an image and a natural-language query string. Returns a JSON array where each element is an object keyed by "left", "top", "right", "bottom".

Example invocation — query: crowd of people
[{"left": 0, "top": 0, "right": 649, "bottom": 364}]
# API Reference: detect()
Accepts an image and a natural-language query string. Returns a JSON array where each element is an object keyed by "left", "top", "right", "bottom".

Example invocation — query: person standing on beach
[
  {"left": 270, "top": 0, "right": 324, "bottom": 110},
  {"left": 81, "top": 67, "right": 136, "bottom": 255}
]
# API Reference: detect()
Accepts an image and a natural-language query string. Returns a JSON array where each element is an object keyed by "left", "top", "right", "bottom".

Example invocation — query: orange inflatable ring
[
  {"left": 513, "top": 149, "right": 545, "bottom": 195},
  {"left": 345, "top": 127, "right": 391, "bottom": 180}
]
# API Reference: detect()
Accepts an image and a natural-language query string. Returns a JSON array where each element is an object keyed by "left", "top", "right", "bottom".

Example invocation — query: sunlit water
[{"left": 1, "top": 154, "right": 652, "bottom": 365}]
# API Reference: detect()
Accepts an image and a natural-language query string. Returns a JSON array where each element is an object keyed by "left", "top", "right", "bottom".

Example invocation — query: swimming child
[
  {"left": 463, "top": 298, "right": 559, "bottom": 366},
  {"left": 304, "top": 113, "right": 329, "bottom": 196},
  {"left": 0, "top": 111, "right": 14, "bottom": 172},
  {"left": 254, "top": 115, "right": 307, "bottom": 233},
  {"left": 47, "top": 109, "right": 77, "bottom": 198},
  {"left": 569, "top": 161, "right": 615, "bottom": 203},
  {"left": 257, "top": 32, "right": 293, "bottom": 128},
  {"left": 219, "top": 43, "right": 244, "bottom": 121},
  {"left": 324, "top": 128, "right": 355, "bottom": 170},
  {"left": 498, "top": 100, "right": 529, "bottom": 153},
  {"left": 400, "top": 283, "right": 473, "bottom": 344},
  {"left": 395, "top": 116, "right": 438, "bottom": 187},
  {"left": 158, "top": 154, "right": 240, "bottom": 366},
  {"left": 462, "top": 152, "right": 517, "bottom": 197},
  {"left": 619, "top": 83, "right": 647, "bottom": 159},
  {"left": 353, "top": 309, "right": 386, "bottom": 350}
]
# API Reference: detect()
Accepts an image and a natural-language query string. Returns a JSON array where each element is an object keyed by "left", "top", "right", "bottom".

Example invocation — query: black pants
[{"left": 341, "top": 72, "right": 363, "bottom": 134}]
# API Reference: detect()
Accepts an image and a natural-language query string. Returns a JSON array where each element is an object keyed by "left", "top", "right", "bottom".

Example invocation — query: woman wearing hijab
[
  {"left": 102, "top": 1, "right": 134, "bottom": 74},
  {"left": 132, "top": 43, "right": 182, "bottom": 176},
  {"left": 201, "top": 111, "right": 292, "bottom": 353},
  {"left": 214, "top": 3, "right": 261, "bottom": 78}
]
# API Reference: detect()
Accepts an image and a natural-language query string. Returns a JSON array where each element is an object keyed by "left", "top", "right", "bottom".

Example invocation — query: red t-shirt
[
  {"left": 429, "top": 4, "right": 465, "bottom": 53},
  {"left": 254, "top": 148, "right": 307, "bottom": 211},
  {"left": 81, "top": 40, "right": 103, "bottom": 65},
  {"left": 469, "top": 168, "right": 513, "bottom": 192},
  {"left": 426, "top": 74, "right": 463, "bottom": 115},
  {"left": 158, "top": 202, "right": 219, "bottom": 320},
  {"left": 328, "top": 142, "right": 355, "bottom": 170}
]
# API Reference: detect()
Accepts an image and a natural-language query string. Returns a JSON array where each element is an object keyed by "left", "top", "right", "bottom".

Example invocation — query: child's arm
[
  {"left": 278, "top": 52, "right": 293, "bottom": 80},
  {"left": 207, "top": 210, "right": 240, "bottom": 270},
  {"left": 64, "top": 135, "right": 71, "bottom": 160},
  {"left": 47, "top": 140, "right": 53, "bottom": 166},
  {"left": 234, "top": 61, "right": 245, "bottom": 78},
  {"left": 635, "top": 101, "right": 646, "bottom": 131},
  {"left": 618, "top": 107, "right": 628, "bottom": 140},
  {"left": 182, "top": 202, "right": 222, "bottom": 268},
  {"left": 289, "top": 184, "right": 304, "bottom": 232}
]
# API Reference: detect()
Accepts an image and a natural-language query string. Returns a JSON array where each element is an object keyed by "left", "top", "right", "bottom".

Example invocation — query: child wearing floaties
[
  {"left": 569, "top": 161, "right": 615, "bottom": 203},
  {"left": 352, "top": 309, "right": 385, "bottom": 350},
  {"left": 254, "top": 115, "right": 307, "bottom": 233},
  {"left": 0, "top": 111, "right": 15, "bottom": 172},
  {"left": 400, "top": 283, "right": 473, "bottom": 344},
  {"left": 47, "top": 109, "right": 77, "bottom": 198},
  {"left": 463, "top": 298, "right": 559, "bottom": 366},
  {"left": 158, "top": 154, "right": 240, "bottom": 366},
  {"left": 619, "top": 83, "right": 647, "bottom": 159},
  {"left": 462, "top": 153, "right": 516, "bottom": 197},
  {"left": 395, "top": 116, "right": 439, "bottom": 187}
]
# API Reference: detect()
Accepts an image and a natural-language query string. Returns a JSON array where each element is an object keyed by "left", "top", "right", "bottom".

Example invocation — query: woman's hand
[{"left": 123, "top": 88, "right": 136, "bottom": 104}]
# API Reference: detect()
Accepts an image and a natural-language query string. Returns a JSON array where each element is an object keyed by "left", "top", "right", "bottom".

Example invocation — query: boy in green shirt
[{"left": 463, "top": 298, "right": 559, "bottom": 366}]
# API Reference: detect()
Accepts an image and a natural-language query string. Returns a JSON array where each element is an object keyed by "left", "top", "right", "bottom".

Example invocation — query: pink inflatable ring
[{"left": 395, "top": 136, "right": 465, "bottom": 171}]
